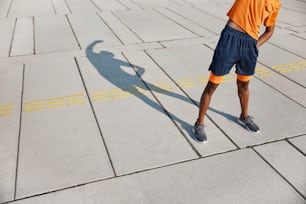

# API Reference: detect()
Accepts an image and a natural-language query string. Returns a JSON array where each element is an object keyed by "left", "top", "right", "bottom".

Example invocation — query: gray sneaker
[
  {"left": 193, "top": 120, "right": 208, "bottom": 143},
  {"left": 238, "top": 114, "right": 260, "bottom": 133}
]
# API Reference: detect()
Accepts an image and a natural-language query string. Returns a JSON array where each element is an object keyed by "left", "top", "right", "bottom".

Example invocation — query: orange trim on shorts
[
  {"left": 237, "top": 74, "right": 251, "bottom": 82},
  {"left": 209, "top": 72, "right": 224, "bottom": 84}
]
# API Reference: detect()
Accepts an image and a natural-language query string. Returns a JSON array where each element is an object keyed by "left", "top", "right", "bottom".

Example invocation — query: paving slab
[
  {"left": 255, "top": 63, "right": 306, "bottom": 107},
  {"left": 10, "top": 17, "right": 33, "bottom": 56},
  {"left": 147, "top": 45, "right": 306, "bottom": 147},
  {"left": 255, "top": 141, "right": 306, "bottom": 197},
  {"left": 119, "top": 0, "right": 142, "bottom": 9},
  {"left": 68, "top": 13, "right": 123, "bottom": 49},
  {"left": 293, "top": 32, "right": 306, "bottom": 40},
  {"left": 97, "top": 11, "right": 142, "bottom": 44},
  {"left": 287, "top": 25, "right": 306, "bottom": 33},
  {"left": 0, "top": 63, "right": 23, "bottom": 203},
  {"left": 269, "top": 33, "right": 306, "bottom": 58},
  {"left": 77, "top": 50, "right": 197, "bottom": 175},
  {"left": 92, "top": 0, "right": 127, "bottom": 11},
  {"left": 155, "top": 8, "right": 216, "bottom": 37},
  {"left": 124, "top": 49, "right": 237, "bottom": 156},
  {"left": 160, "top": 36, "right": 212, "bottom": 48},
  {"left": 35, "top": 15, "right": 79, "bottom": 54},
  {"left": 188, "top": 0, "right": 230, "bottom": 21},
  {"left": 16, "top": 57, "right": 114, "bottom": 199},
  {"left": 52, "top": 0, "right": 71, "bottom": 15},
  {"left": 258, "top": 43, "right": 306, "bottom": 87},
  {"left": 201, "top": 76, "right": 306, "bottom": 148},
  {"left": 130, "top": 0, "right": 180, "bottom": 9},
  {"left": 8, "top": 149, "right": 306, "bottom": 204},
  {"left": 166, "top": 5, "right": 226, "bottom": 35},
  {"left": 65, "top": 0, "right": 98, "bottom": 13},
  {"left": 8, "top": 0, "right": 54, "bottom": 18},
  {"left": 289, "top": 135, "right": 306, "bottom": 155},
  {"left": 278, "top": 8, "right": 306, "bottom": 27},
  {"left": 114, "top": 9, "right": 196, "bottom": 42},
  {"left": 0, "top": 19, "right": 15, "bottom": 57},
  {"left": 282, "top": 0, "right": 306, "bottom": 13},
  {"left": 0, "top": 0, "right": 11, "bottom": 19}
]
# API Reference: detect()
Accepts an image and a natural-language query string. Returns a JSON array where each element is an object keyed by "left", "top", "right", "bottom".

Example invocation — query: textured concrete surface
[{"left": 0, "top": 0, "right": 305, "bottom": 203}]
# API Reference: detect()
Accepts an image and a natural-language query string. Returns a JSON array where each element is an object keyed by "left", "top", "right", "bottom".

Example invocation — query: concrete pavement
[{"left": 0, "top": 0, "right": 305, "bottom": 203}]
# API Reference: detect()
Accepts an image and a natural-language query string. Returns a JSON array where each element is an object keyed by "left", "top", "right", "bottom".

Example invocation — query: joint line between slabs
[
  {"left": 14, "top": 63, "right": 25, "bottom": 200},
  {"left": 89, "top": 0, "right": 102, "bottom": 12},
  {"left": 165, "top": 6, "right": 218, "bottom": 35},
  {"left": 128, "top": 0, "right": 144, "bottom": 9},
  {"left": 268, "top": 41, "right": 306, "bottom": 60},
  {"left": 65, "top": 14, "right": 82, "bottom": 50},
  {"left": 63, "top": 0, "right": 72, "bottom": 14},
  {"left": 0, "top": 60, "right": 305, "bottom": 116},
  {"left": 5, "top": 0, "right": 14, "bottom": 18},
  {"left": 258, "top": 60, "right": 306, "bottom": 89},
  {"left": 114, "top": 0, "right": 129, "bottom": 10},
  {"left": 153, "top": 8, "right": 201, "bottom": 37},
  {"left": 286, "top": 138, "right": 306, "bottom": 157},
  {"left": 8, "top": 17, "right": 17, "bottom": 57},
  {"left": 73, "top": 57, "right": 117, "bottom": 177},
  {"left": 33, "top": 17, "right": 36, "bottom": 55},
  {"left": 144, "top": 50, "right": 240, "bottom": 149},
  {"left": 5, "top": 142, "right": 304, "bottom": 203},
  {"left": 51, "top": 0, "right": 57, "bottom": 15},
  {"left": 252, "top": 148, "right": 306, "bottom": 200},
  {"left": 95, "top": 12, "right": 124, "bottom": 45},
  {"left": 121, "top": 51, "right": 202, "bottom": 158},
  {"left": 110, "top": 11, "right": 145, "bottom": 43},
  {"left": 254, "top": 75, "right": 305, "bottom": 108},
  {"left": 6, "top": 148, "right": 241, "bottom": 204}
]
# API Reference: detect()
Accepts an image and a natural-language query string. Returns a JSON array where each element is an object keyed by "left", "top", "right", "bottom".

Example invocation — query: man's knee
[
  {"left": 237, "top": 79, "right": 250, "bottom": 94},
  {"left": 203, "top": 81, "right": 219, "bottom": 96}
]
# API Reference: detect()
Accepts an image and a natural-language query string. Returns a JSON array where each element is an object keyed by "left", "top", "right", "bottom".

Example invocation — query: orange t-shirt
[{"left": 227, "top": 0, "right": 281, "bottom": 40}]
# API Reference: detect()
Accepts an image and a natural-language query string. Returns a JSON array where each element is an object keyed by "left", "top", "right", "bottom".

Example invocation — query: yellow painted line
[
  {"left": 24, "top": 100, "right": 45, "bottom": 112},
  {"left": 45, "top": 97, "right": 66, "bottom": 109},
  {"left": 0, "top": 60, "right": 305, "bottom": 117},
  {"left": 255, "top": 67, "right": 273, "bottom": 77},
  {"left": 176, "top": 78, "right": 197, "bottom": 88},
  {"left": 23, "top": 94, "right": 87, "bottom": 112},
  {"left": 135, "top": 86, "right": 149, "bottom": 95},
  {"left": 0, "top": 104, "right": 14, "bottom": 117},
  {"left": 271, "top": 60, "right": 306, "bottom": 73},
  {"left": 195, "top": 75, "right": 209, "bottom": 85},
  {"left": 111, "top": 88, "right": 132, "bottom": 99},
  {"left": 271, "top": 65, "right": 292, "bottom": 73},
  {"left": 66, "top": 94, "right": 86, "bottom": 105},
  {"left": 91, "top": 90, "right": 112, "bottom": 102},
  {"left": 153, "top": 82, "right": 173, "bottom": 91}
]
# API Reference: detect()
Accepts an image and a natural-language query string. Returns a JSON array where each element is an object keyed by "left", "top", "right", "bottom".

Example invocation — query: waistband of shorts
[{"left": 223, "top": 25, "right": 257, "bottom": 42}]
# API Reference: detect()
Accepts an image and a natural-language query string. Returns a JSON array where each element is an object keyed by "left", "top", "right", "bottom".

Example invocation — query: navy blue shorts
[{"left": 209, "top": 26, "right": 258, "bottom": 76}]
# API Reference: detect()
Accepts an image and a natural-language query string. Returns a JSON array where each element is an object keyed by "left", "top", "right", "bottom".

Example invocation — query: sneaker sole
[{"left": 237, "top": 118, "right": 260, "bottom": 133}]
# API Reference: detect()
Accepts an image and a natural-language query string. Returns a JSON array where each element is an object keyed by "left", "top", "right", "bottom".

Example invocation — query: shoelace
[{"left": 244, "top": 116, "right": 255, "bottom": 123}]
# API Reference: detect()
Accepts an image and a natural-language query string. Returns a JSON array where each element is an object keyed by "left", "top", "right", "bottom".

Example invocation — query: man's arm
[{"left": 257, "top": 25, "right": 275, "bottom": 48}]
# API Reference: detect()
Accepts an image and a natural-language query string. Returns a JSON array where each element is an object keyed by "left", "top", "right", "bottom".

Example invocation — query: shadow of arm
[
  {"left": 132, "top": 64, "right": 145, "bottom": 76},
  {"left": 86, "top": 40, "right": 103, "bottom": 58}
]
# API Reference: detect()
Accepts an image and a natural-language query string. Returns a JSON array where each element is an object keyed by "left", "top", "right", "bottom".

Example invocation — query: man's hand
[{"left": 257, "top": 25, "right": 275, "bottom": 48}]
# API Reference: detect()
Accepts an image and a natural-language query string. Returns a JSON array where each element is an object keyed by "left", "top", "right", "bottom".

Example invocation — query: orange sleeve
[{"left": 264, "top": 0, "right": 281, "bottom": 27}]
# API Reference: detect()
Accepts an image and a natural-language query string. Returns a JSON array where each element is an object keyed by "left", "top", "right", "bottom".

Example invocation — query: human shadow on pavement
[{"left": 86, "top": 40, "right": 196, "bottom": 139}]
